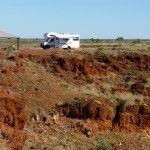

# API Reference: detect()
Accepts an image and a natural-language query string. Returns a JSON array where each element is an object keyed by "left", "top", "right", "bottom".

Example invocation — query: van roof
[{"left": 44, "top": 32, "right": 80, "bottom": 38}]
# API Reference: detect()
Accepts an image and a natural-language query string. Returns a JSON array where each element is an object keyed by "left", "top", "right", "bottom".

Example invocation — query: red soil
[{"left": 0, "top": 93, "right": 27, "bottom": 149}]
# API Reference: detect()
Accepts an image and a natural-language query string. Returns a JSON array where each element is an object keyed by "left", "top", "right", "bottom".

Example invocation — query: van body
[{"left": 40, "top": 32, "right": 80, "bottom": 49}]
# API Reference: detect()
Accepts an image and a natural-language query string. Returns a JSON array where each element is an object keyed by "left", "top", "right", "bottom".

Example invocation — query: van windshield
[
  {"left": 46, "top": 38, "right": 54, "bottom": 42},
  {"left": 46, "top": 38, "right": 50, "bottom": 42}
]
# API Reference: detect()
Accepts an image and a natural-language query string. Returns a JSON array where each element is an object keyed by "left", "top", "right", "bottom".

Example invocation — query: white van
[{"left": 40, "top": 32, "right": 80, "bottom": 49}]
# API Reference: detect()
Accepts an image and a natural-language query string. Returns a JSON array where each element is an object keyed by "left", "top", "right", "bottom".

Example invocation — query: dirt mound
[{"left": 0, "top": 93, "right": 27, "bottom": 149}]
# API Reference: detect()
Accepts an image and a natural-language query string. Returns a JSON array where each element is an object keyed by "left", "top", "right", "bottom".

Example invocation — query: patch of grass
[
  {"left": 102, "top": 83, "right": 113, "bottom": 91},
  {"left": 0, "top": 59, "right": 16, "bottom": 67},
  {"left": 65, "top": 98, "right": 86, "bottom": 106},
  {"left": 95, "top": 136, "right": 111, "bottom": 150},
  {"left": 56, "top": 101, "right": 64, "bottom": 106},
  {"left": 94, "top": 48, "right": 118, "bottom": 57},
  {"left": 94, "top": 48, "right": 105, "bottom": 55},
  {"left": 60, "top": 83, "right": 69, "bottom": 88}
]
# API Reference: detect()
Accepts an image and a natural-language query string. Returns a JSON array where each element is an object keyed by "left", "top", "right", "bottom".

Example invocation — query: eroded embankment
[
  {"left": 20, "top": 53, "right": 150, "bottom": 78},
  {"left": 54, "top": 54, "right": 150, "bottom": 79},
  {"left": 52, "top": 100, "right": 150, "bottom": 135}
]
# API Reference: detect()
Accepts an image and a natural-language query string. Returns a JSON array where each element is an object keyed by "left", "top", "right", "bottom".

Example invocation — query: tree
[{"left": 116, "top": 37, "right": 124, "bottom": 41}]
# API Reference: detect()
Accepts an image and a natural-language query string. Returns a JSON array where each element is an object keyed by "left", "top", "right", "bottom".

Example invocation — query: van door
[
  {"left": 72, "top": 37, "right": 80, "bottom": 48},
  {"left": 54, "top": 37, "right": 59, "bottom": 48}
]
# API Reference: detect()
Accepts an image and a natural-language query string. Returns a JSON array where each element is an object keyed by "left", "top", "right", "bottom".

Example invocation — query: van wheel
[{"left": 67, "top": 46, "right": 71, "bottom": 49}]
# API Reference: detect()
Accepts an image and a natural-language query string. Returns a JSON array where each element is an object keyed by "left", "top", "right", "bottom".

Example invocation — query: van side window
[
  {"left": 63, "top": 38, "right": 69, "bottom": 41},
  {"left": 51, "top": 38, "right": 54, "bottom": 42},
  {"left": 73, "top": 37, "right": 79, "bottom": 41}
]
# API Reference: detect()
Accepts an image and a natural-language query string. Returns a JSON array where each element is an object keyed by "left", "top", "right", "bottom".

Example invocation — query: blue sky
[{"left": 0, "top": 0, "right": 150, "bottom": 39}]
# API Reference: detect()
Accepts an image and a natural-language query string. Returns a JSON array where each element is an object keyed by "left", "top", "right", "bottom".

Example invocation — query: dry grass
[
  {"left": 94, "top": 48, "right": 119, "bottom": 57},
  {"left": 0, "top": 59, "right": 16, "bottom": 67},
  {"left": 79, "top": 83, "right": 99, "bottom": 96},
  {"left": 102, "top": 83, "right": 114, "bottom": 91},
  {"left": 114, "top": 92, "right": 144, "bottom": 106}
]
